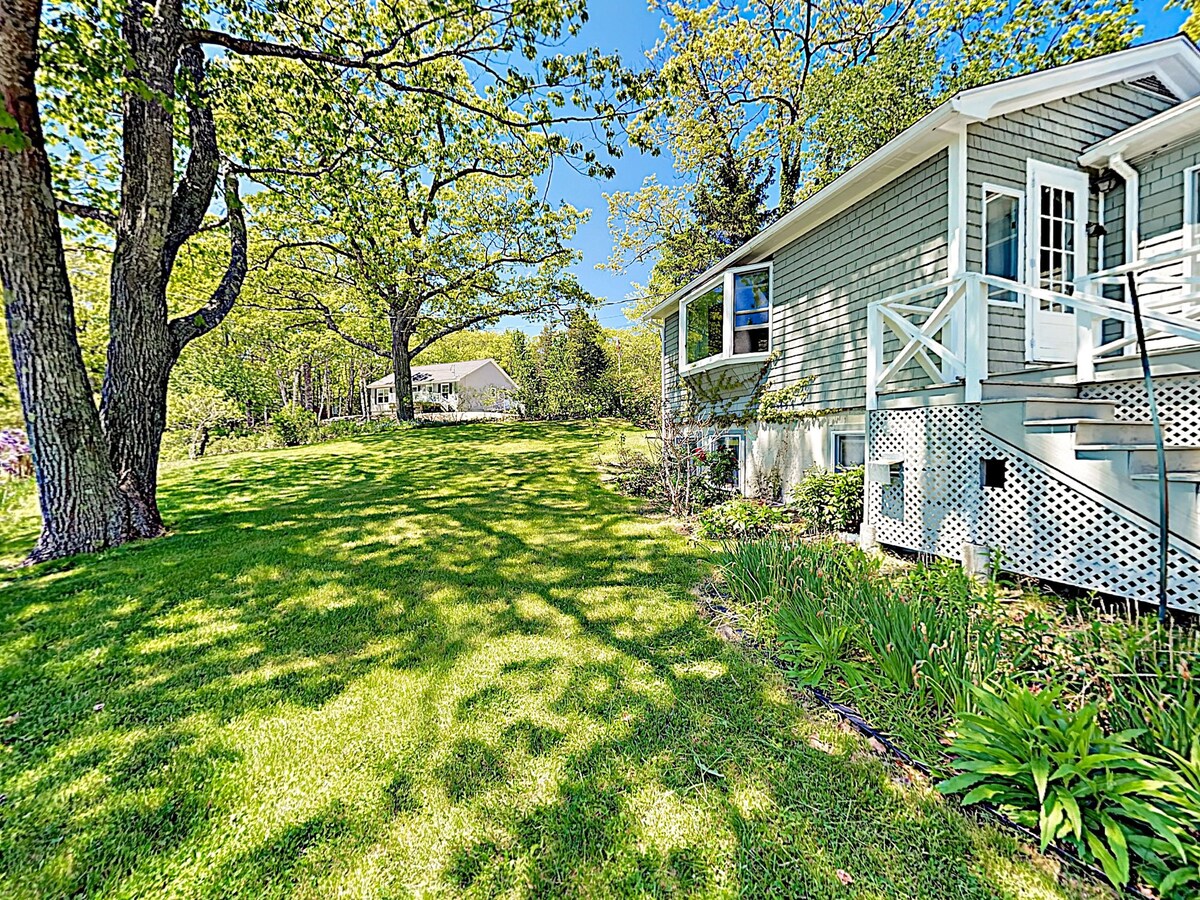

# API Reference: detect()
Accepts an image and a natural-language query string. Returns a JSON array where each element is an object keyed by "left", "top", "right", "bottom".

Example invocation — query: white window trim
[
  {"left": 980, "top": 182, "right": 1025, "bottom": 306},
  {"left": 830, "top": 430, "right": 866, "bottom": 471},
  {"left": 678, "top": 263, "right": 773, "bottom": 375},
  {"left": 1184, "top": 164, "right": 1200, "bottom": 285}
]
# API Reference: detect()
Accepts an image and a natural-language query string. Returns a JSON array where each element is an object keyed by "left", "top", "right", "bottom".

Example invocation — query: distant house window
[
  {"left": 438, "top": 382, "right": 452, "bottom": 396},
  {"left": 684, "top": 283, "right": 724, "bottom": 365},
  {"left": 679, "top": 264, "right": 772, "bottom": 370},
  {"left": 984, "top": 188, "right": 1022, "bottom": 303},
  {"left": 832, "top": 432, "right": 865, "bottom": 471}
]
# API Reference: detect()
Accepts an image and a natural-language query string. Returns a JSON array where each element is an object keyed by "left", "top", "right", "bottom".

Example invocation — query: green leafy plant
[
  {"left": 791, "top": 466, "right": 864, "bottom": 533},
  {"left": 695, "top": 498, "right": 786, "bottom": 542},
  {"left": 939, "top": 685, "right": 1193, "bottom": 889},
  {"left": 1103, "top": 623, "right": 1200, "bottom": 758},
  {"left": 272, "top": 403, "right": 318, "bottom": 447}
]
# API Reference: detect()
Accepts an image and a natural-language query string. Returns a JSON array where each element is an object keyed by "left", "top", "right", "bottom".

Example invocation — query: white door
[{"left": 1026, "top": 161, "right": 1089, "bottom": 363}]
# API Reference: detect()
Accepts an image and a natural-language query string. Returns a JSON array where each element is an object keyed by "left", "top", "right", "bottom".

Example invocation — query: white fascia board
[
  {"left": 953, "top": 36, "right": 1200, "bottom": 122},
  {"left": 641, "top": 103, "right": 961, "bottom": 322},
  {"left": 1080, "top": 92, "right": 1200, "bottom": 167},
  {"left": 641, "top": 36, "right": 1200, "bottom": 324}
]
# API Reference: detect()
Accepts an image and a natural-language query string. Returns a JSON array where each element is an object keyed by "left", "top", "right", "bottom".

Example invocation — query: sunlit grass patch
[{"left": 0, "top": 421, "right": 1092, "bottom": 899}]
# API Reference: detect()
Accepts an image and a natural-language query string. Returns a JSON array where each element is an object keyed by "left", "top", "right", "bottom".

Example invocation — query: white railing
[
  {"left": 413, "top": 389, "right": 459, "bottom": 410},
  {"left": 867, "top": 249, "right": 1200, "bottom": 409},
  {"left": 867, "top": 274, "right": 984, "bottom": 409},
  {"left": 1079, "top": 244, "right": 1200, "bottom": 380}
]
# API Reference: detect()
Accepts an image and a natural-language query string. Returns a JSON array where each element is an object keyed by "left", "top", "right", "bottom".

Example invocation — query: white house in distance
[{"left": 367, "top": 359, "right": 519, "bottom": 415}]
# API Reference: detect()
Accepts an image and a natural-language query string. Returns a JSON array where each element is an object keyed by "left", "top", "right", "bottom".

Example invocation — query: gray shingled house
[{"left": 644, "top": 36, "right": 1200, "bottom": 613}]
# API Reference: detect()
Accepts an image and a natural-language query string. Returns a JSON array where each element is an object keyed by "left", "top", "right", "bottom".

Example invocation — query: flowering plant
[{"left": 0, "top": 429, "right": 32, "bottom": 478}]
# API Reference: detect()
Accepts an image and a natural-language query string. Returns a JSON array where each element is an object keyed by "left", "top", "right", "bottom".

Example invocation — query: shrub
[
  {"left": 791, "top": 466, "right": 863, "bottom": 533},
  {"left": 273, "top": 403, "right": 318, "bottom": 446},
  {"left": 939, "top": 685, "right": 1194, "bottom": 890},
  {"left": 608, "top": 430, "right": 734, "bottom": 516},
  {"left": 318, "top": 418, "right": 408, "bottom": 441},
  {"left": 695, "top": 498, "right": 785, "bottom": 542}
]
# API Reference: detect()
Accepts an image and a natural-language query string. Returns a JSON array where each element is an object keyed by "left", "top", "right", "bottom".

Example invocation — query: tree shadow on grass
[{"left": 0, "top": 423, "right": 1067, "bottom": 900}]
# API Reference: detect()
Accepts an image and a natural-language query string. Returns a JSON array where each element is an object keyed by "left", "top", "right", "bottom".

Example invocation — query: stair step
[
  {"left": 992, "top": 398, "right": 1118, "bottom": 420},
  {"left": 1075, "top": 445, "right": 1200, "bottom": 474},
  {"left": 1131, "top": 472, "right": 1200, "bottom": 484},
  {"left": 1026, "top": 418, "right": 1162, "bottom": 444},
  {"left": 980, "top": 379, "right": 1080, "bottom": 400}
]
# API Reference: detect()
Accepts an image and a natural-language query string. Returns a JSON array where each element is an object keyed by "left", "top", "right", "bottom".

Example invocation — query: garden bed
[{"left": 708, "top": 534, "right": 1200, "bottom": 897}]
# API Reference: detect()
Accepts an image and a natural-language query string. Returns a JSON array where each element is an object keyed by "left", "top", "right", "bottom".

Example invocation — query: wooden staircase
[{"left": 978, "top": 378, "right": 1200, "bottom": 546}]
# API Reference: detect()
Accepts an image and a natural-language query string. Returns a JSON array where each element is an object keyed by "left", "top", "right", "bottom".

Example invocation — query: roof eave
[
  {"left": 641, "top": 101, "right": 961, "bottom": 322},
  {"left": 1079, "top": 92, "right": 1200, "bottom": 167}
]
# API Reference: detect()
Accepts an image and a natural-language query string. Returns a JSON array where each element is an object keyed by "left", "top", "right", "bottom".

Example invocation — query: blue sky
[{"left": 527, "top": 2, "right": 1191, "bottom": 332}]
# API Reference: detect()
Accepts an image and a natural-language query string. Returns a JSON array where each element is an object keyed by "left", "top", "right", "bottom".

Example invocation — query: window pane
[
  {"left": 984, "top": 192, "right": 1020, "bottom": 302},
  {"left": 733, "top": 327, "right": 769, "bottom": 354},
  {"left": 716, "top": 433, "right": 743, "bottom": 488},
  {"left": 735, "top": 310, "right": 769, "bottom": 328},
  {"left": 685, "top": 285, "right": 724, "bottom": 364},
  {"left": 732, "top": 269, "right": 770, "bottom": 355},
  {"left": 733, "top": 269, "right": 770, "bottom": 312},
  {"left": 1191, "top": 171, "right": 1200, "bottom": 225},
  {"left": 835, "top": 433, "right": 865, "bottom": 470}
]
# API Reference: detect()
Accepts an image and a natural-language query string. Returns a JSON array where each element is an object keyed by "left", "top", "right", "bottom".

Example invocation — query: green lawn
[{"left": 0, "top": 422, "right": 1088, "bottom": 899}]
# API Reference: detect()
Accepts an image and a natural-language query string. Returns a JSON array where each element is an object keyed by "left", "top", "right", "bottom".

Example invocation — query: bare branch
[{"left": 56, "top": 198, "right": 116, "bottom": 228}]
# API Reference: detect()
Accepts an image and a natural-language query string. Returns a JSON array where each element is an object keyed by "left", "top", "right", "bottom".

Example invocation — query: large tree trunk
[
  {"left": 0, "top": 0, "right": 143, "bottom": 562},
  {"left": 389, "top": 311, "right": 416, "bottom": 422},
  {"left": 96, "top": 5, "right": 182, "bottom": 535},
  {"left": 98, "top": 287, "right": 175, "bottom": 535}
]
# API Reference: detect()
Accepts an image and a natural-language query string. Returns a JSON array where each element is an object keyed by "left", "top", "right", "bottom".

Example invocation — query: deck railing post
[
  {"left": 1075, "top": 275, "right": 1096, "bottom": 382},
  {"left": 866, "top": 303, "right": 882, "bottom": 411},
  {"left": 963, "top": 274, "right": 987, "bottom": 403}
]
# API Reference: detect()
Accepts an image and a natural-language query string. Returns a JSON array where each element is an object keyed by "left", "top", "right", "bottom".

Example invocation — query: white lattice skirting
[
  {"left": 867, "top": 405, "right": 1200, "bottom": 614},
  {"left": 1080, "top": 373, "right": 1200, "bottom": 446}
]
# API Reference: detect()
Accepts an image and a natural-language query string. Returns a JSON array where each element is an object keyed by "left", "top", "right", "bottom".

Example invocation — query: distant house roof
[{"left": 366, "top": 358, "right": 512, "bottom": 390}]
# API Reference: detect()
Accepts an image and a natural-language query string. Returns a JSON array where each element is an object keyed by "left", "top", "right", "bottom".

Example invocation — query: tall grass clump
[{"left": 716, "top": 534, "right": 1200, "bottom": 894}]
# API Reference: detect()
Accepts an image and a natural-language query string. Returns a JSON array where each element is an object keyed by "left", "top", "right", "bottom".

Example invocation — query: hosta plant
[{"left": 938, "top": 685, "right": 1193, "bottom": 890}]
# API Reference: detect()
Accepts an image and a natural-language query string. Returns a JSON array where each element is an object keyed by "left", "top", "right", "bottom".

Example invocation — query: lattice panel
[
  {"left": 866, "top": 405, "right": 1200, "bottom": 614},
  {"left": 976, "top": 451, "right": 1200, "bottom": 612},
  {"left": 1080, "top": 374, "right": 1200, "bottom": 446},
  {"left": 867, "top": 406, "right": 984, "bottom": 561}
]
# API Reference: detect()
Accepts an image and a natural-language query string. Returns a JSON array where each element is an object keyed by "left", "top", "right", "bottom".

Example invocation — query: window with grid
[{"left": 1037, "top": 185, "right": 1077, "bottom": 312}]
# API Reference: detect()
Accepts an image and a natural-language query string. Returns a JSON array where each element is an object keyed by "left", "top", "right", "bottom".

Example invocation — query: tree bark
[
  {"left": 0, "top": 0, "right": 145, "bottom": 562},
  {"left": 389, "top": 309, "right": 416, "bottom": 422}
]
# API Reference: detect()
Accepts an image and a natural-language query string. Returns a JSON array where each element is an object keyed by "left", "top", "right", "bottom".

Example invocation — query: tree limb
[
  {"left": 168, "top": 171, "right": 247, "bottom": 349},
  {"left": 56, "top": 198, "right": 117, "bottom": 228},
  {"left": 166, "top": 43, "right": 220, "bottom": 262}
]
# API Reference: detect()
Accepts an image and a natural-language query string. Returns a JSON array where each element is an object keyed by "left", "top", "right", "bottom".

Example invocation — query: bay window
[
  {"left": 679, "top": 263, "right": 772, "bottom": 371},
  {"left": 685, "top": 283, "right": 724, "bottom": 365}
]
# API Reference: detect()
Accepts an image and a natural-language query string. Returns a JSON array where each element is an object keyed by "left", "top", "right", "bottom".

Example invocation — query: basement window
[
  {"left": 833, "top": 432, "right": 866, "bottom": 471},
  {"left": 980, "top": 458, "right": 1007, "bottom": 489}
]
